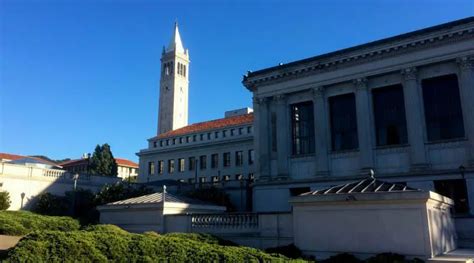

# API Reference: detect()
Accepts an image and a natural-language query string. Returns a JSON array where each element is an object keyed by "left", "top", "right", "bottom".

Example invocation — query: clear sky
[{"left": 1, "top": 0, "right": 473, "bottom": 162}]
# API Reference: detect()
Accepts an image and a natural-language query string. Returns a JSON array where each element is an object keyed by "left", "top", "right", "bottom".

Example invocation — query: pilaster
[
  {"left": 312, "top": 87, "right": 330, "bottom": 176},
  {"left": 253, "top": 96, "right": 271, "bottom": 180},
  {"left": 456, "top": 56, "right": 474, "bottom": 166},
  {"left": 401, "top": 67, "right": 430, "bottom": 170},
  {"left": 354, "top": 78, "right": 374, "bottom": 174},
  {"left": 274, "top": 94, "right": 290, "bottom": 179}
]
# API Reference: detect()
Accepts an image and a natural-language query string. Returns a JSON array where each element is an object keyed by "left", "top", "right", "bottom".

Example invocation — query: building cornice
[{"left": 243, "top": 17, "right": 474, "bottom": 90}]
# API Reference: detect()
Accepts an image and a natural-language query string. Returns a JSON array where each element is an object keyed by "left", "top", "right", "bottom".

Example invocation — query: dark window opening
[
  {"left": 291, "top": 101, "right": 315, "bottom": 155},
  {"left": 329, "top": 93, "right": 358, "bottom": 151}
]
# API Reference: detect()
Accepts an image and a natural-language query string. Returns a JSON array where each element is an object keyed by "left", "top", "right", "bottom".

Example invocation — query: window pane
[
  {"left": 291, "top": 101, "right": 315, "bottom": 155},
  {"left": 422, "top": 74, "right": 465, "bottom": 141},
  {"left": 329, "top": 93, "right": 358, "bottom": 151},
  {"left": 372, "top": 85, "right": 408, "bottom": 146}
]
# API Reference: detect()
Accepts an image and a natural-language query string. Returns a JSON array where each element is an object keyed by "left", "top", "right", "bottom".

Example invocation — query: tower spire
[{"left": 166, "top": 22, "right": 185, "bottom": 54}]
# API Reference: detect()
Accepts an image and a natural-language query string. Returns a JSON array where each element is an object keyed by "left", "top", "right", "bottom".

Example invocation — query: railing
[
  {"left": 43, "top": 169, "right": 68, "bottom": 178},
  {"left": 191, "top": 213, "right": 258, "bottom": 229}
]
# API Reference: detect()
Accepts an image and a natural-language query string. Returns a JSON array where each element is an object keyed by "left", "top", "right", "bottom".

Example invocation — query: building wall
[
  {"left": 246, "top": 21, "right": 474, "bottom": 216},
  {"left": 138, "top": 125, "right": 255, "bottom": 184},
  {"left": 0, "top": 162, "right": 121, "bottom": 210}
]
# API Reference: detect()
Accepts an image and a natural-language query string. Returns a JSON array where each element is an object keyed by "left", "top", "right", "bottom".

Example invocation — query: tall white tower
[{"left": 157, "top": 22, "right": 190, "bottom": 135}]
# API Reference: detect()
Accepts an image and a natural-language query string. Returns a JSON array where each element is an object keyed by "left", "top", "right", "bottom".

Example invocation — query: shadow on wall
[{"left": 0, "top": 162, "right": 121, "bottom": 211}]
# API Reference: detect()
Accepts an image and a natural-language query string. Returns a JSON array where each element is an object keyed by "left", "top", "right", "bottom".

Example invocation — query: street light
[{"left": 459, "top": 165, "right": 466, "bottom": 179}]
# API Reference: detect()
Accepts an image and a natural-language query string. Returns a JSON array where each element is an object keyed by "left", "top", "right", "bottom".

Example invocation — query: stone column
[
  {"left": 253, "top": 97, "right": 271, "bottom": 180},
  {"left": 457, "top": 56, "right": 474, "bottom": 166},
  {"left": 274, "top": 94, "right": 290, "bottom": 179},
  {"left": 312, "top": 87, "right": 330, "bottom": 176},
  {"left": 354, "top": 78, "right": 374, "bottom": 173},
  {"left": 401, "top": 67, "right": 429, "bottom": 170}
]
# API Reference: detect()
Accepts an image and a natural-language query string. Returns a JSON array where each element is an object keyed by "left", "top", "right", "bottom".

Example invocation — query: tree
[
  {"left": 0, "top": 191, "right": 11, "bottom": 210},
  {"left": 89, "top": 144, "right": 118, "bottom": 177}
]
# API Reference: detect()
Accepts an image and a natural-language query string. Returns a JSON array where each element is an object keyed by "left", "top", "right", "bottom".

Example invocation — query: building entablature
[{"left": 243, "top": 17, "right": 474, "bottom": 91}]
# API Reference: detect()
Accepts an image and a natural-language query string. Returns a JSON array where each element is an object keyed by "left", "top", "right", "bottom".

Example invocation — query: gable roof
[
  {"left": 115, "top": 158, "right": 138, "bottom": 168},
  {"left": 153, "top": 113, "right": 253, "bottom": 139}
]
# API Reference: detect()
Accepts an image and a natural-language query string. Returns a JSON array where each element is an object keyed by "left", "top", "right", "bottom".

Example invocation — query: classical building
[
  {"left": 137, "top": 24, "right": 255, "bottom": 210},
  {"left": 60, "top": 156, "right": 138, "bottom": 180},
  {"left": 243, "top": 17, "right": 474, "bottom": 245}
]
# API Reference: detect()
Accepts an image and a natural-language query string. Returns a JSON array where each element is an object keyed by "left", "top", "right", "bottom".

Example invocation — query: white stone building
[{"left": 243, "top": 17, "right": 474, "bottom": 245}]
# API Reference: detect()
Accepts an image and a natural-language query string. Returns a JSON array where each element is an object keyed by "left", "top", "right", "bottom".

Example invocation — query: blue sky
[{"left": 1, "top": 0, "right": 473, "bottom": 162}]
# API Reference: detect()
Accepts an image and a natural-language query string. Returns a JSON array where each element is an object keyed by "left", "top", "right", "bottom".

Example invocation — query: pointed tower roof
[{"left": 166, "top": 22, "right": 185, "bottom": 54}]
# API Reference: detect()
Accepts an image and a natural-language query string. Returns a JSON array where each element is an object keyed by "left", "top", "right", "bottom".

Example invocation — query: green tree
[
  {"left": 89, "top": 144, "right": 118, "bottom": 177},
  {"left": 0, "top": 191, "right": 11, "bottom": 210}
]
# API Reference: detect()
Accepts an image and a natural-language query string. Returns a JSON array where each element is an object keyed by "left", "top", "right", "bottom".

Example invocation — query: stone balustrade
[
  {"left": 191, "top": 213, "right": 258, "bottom": 229},
  {"left": 43, "top": 168, "right": 68, "bottom": 178}
]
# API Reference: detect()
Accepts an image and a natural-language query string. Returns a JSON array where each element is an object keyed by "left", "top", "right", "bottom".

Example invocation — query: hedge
[
  {"left": 0, "top": 211, "right": 80, "bottom": 235},
  {"left": 5, "top": 225, "right": 302, "bottom": 262}
]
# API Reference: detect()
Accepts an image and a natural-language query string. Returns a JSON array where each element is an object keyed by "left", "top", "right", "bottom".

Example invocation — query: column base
[
  {"left": 410, "top": 163, "right": 431, "bottom": 172},
  {"left": 315, "top": 171, "right": 330, "bottom": 177}
]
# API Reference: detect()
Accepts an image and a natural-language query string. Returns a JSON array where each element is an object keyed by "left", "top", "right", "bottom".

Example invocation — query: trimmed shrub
[
  {"left": 366, "top": 253, "right": 405, "bottom": 263},
  {"left": 165, "top": 232, "right": 237, "bottom": 246},
  {"left": 323, "top": 253, "right": 362, "bottom": 263},
  {"left": 32, "top": 192, "right": 70, "bottom": 216},
  {"left": 5, "top": 227, "right": 300, "bottom": 262},
  {"left": 0, "top": 191, "right": 11, "bottom": 210},
  {"left": 265, "top": 243, "right": 303, "bottom": 259},
  {"left": 0, "top": 211, "right": 80, "bottom": 235}
]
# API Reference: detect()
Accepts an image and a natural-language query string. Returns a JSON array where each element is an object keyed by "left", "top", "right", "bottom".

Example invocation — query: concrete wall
[
  {"left": 0, "top": 162, "right": 120, "bottom": 210},
  {"left": 291, "top": 192, "right": 456, "bottom": 259},
  {"left": 100, "top": 208, "right": 163, "bottom": 233}
]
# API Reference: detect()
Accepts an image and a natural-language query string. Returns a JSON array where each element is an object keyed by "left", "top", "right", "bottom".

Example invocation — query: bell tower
[{"left": 158, "top": 22, "right": 190, "bottom": 135}]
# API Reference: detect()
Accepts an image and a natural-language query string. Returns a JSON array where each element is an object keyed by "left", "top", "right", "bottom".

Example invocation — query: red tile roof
[
  {"left": 0, "top": 153, "right": 25, "bottom": 161},
  {"left": 60, "top": 158, "right": 138, "bottom": 168},
  {"left": 115, "top": 158, "right": 138, "bottom": 168},
  {"left": 153, "top": 113, "right": 254, "bottom": 139}
]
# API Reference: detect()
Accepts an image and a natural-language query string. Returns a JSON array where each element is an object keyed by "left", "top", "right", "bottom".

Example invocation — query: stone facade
[{"left": 243, "top": 16, "right": 474, "bottom": 227}]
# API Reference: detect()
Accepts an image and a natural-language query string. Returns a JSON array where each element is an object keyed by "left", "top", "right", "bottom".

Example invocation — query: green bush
[
  {"left": 5, "top": 227, "right": 301, "bottom": 262},
  {"left": 165, "top": 232, "right": 237, "bottom": 246},
  {"left": 0, "top": 191, "right": 11, "bottom": 210},
  {"left": 265, "top": 243, "right": 303, "bottom": 259},
  {"left": 32, "top": 193, "right": 69, "bottom": 216},
  {"left": 0, "top": 211, "right": 80, "bottom": 235},
  {"left": 322, "top": 253, "right": 362, "bottom": 263},
  {"left": 93, "top": 182, "right": 154, "bottom": 206}
]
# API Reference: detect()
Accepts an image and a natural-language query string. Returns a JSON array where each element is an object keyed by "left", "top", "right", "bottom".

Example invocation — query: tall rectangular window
[
  {"left": 178, "top": 158, "right": 185, "bottom": 172},
  {"left": 148, "top": 162, "right": 155, "bottom": 175},
  {"left": 372, "top": 84, "right": 408, "bottom": 146},
  {"left": 168, "top": 160, "right": 174, "bottom": 174},
  {"left": 235, "top": 151, "right": 243, "bottom": 166},
  {"left": 157, "top": 160, "right": 164, "bottom": 174},
  {"left": 211, "top": 154, "right": 218, "bottom": 169},
  {"left": 291, "top": 101, "right": 315, "bottom": 155},
  {"left": 422, "top": 74, "right": 465, "bottom": 141},
  {"left": 223, "top": 152, "right": 231, "bottom": 167},
  {"left": 248, "top": 149, "right": 255, "bottom": 165},
  {"left": 188, "top": 157, "right": 195, "bottom": 171},
  {"left": 199, "top": 155, "right": 207, "bottom": 170},
  {"left": 329, "top": 93, "right": 358, "bottom": 151},
  {"left": 271, "top": 112, "right": 277, "bottom": 152}
]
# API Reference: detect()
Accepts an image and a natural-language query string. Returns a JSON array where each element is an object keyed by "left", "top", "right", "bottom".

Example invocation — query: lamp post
[
  {"left": 460, "top": 165, "right": 466, "bottom": 179},
  {"left": 72, "top": 173, "right": 79, "bottom": 217}
]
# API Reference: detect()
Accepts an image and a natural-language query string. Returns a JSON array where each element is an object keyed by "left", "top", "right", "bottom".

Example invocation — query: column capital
[
  {"left": 401, "top": 67, "right": 418, "bottom": 81},
  {"left": 253, "top": 96, "right": 269, "bottom": 105},
  {"left": 273, "top": 94, "right": 286, "bottom": 104},
  {"left": 353, "top": 78, "right": 368, "bottom": 91},
  {"left": 456, "top": 56, "right": 474, "bottom": 71},
  {"left": 312, "top": 86, "right": 325, "bottom": 98}
]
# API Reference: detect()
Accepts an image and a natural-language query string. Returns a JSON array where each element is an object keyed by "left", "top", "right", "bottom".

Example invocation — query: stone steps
[{"left": 428, "top": 249, "right": 474, "bottom": 263}]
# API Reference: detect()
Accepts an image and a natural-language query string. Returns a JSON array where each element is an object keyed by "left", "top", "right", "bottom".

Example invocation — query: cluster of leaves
[
  {"left": 4, "top": 225, "right": 299, "bottom": 262},
  {"left": 0, "top": 211, "right": 80, "bottom": 235},
  {"left": 322, "top": 253, "right": 424, "bottom": 263},
  {"left": 89, "top": 144, "right": 118, "bottom": 177},
  {"left": 0, "top": 191, "right": 11, "bottom": 210},
  {"left": 265, "top": 244, "right": 303, "bottom": 259},
  {"left": 94, "top": 183, "right": 154, "bottom": 205},
  {"left": 184, "top": 187, "right": 235, "bottom": 211}
]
